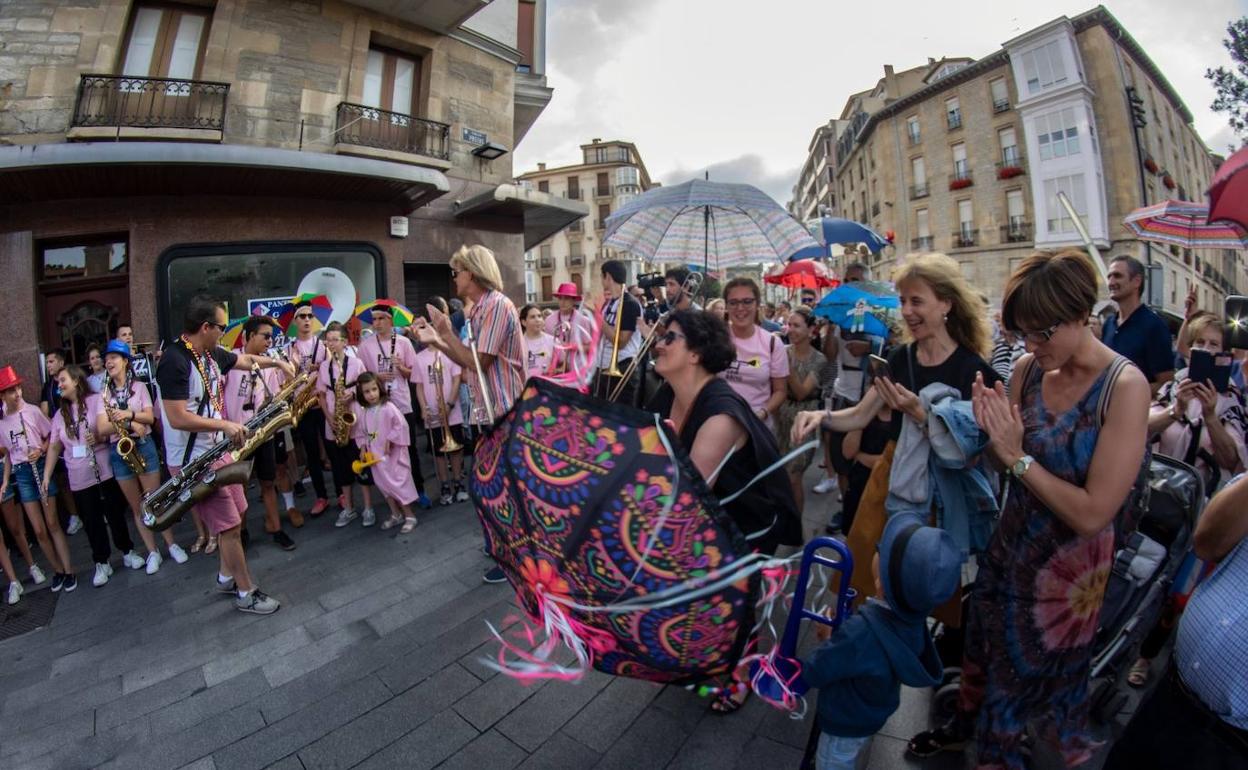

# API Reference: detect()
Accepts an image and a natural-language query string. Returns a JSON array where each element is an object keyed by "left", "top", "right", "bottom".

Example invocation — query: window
[
  {"left": 616, "top": 166, "right": 639, "bottom": 187},
  {"left": 907, "top": 115, "right": 921, "bottom": 144},
  {"left": 566, "top": 176, "right": 579, "bottom": 199},
  {"left": 1086, "top": 106, "right": 1099, "bottom": 156},
  {"left": 363, "top": 48, "right": 421, "bottom": 116},
  {"left": 958, "top": 199, "right": 973, "bottom": 233},
  {"left": 946, "top": 96, "right": 962, "bottom": 129},
  {"left": 1170, "top": 269, "right": 1177, "bottom": 305},
  {"left": 990, "top": 78, "right": 1009, "bottom": 111},
  {"left": 916, "top": 208, "right": 930, "bottom": 237},
  {"left": 952, "top": 143, "right": 968, "bottom": 178},
  {"left": 122, "top": 4, "right": 210, "bottom": 80},
  {"left": 911, "top": 156, "right": 926, "bottom": 185},
  {"left": 570, "top": 273, "right": 582, "bottom": 293},
  {"left": 596, "top": 172, "right": 610, "bottom": 196},
  {"left": 1043, "top": 174, "right": 1087, "bottom": 234},
  {"left": 42, "top": 240, "right": 128, "bottom": 281},
  {"left": 1021, "top": 40, "right": 1069, "bottom": 94},
  {"left": 1006, "top": 189, "right": 1025, "bottom": 227},
  {"left": 617, "top": 146, "right": 630, "bottom": 162},
  {"left": 516, "top": 0, "right": 536, "bottom": 73},
  {"left": 597, "top": 203, "right": 610, "bottom": 229},
  {"left": 541, "top": 275, "right": 553, "bottom": 301},
  {"left": 537, "top": 180, "right": 549, "bottom": 193},
  {"left": 1035, "top": 108, "right": 1080, "bottom": 161},
  {"left": 594, "top": 146, "right": 608, "bottom": 163},
  {"left": 999, "top": 127, "right": 1019, "bottom": 165}
]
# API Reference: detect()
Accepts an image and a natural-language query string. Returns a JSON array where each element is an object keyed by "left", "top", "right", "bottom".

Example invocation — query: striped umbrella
[
  {"left": 220, "top": 318, "right": 248, "bottom": 350},
  {"left": 1123, "top": 199, "right": 1247, "bottom": 249},
  {"left": 602, "top": 179, "right": 821, "bottom": 271}
]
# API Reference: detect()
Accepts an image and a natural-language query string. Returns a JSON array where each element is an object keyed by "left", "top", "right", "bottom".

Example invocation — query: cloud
[{"left": 658, "top": 154, "right": 802, "bottom": 206}]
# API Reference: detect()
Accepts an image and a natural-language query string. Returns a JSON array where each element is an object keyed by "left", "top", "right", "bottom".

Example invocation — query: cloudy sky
[{"left": 514, "top": 0, "right": 1247, "bottom": 204}]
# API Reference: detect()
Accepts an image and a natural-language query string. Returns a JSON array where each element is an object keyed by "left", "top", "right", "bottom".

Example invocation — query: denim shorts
[
  {"left": 12, "top": 458, "right": 59, "bottom": 504},
  {"left": 109, "top": 435, "right": 160, "bottom": 481}
]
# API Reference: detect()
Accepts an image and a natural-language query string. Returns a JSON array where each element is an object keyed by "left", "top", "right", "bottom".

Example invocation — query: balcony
[
  {"left": 334, "top": 102, "right": 451, "bottom": 166},
  {"left": 911, "top": 236, "right": 934, "bottom": 251},
  {"left": 567, "top": 220, "right": 582, "bottom": 233},
  {"left": 996, "top": 150, "right": 1026, "bottom": 179},
  {"left": 910, "top": 182, "right": 930, "bottom": 200},
  {"left": 1001, "top": 221, "right": 1033, "bottom": 243},
  {"left": 69, "top": 74, "right": 229, "bottom": 140},
  {"left": 949, "top": 168, "right": 973, "bottom": 190},
  {"left": 947, "top": 110, "right": 962, "bottom": 130},
  {"left": 993, "top": 98, "right": 1010, "bottom": 113},
  {"left": 953, "top": 229, "right": 978, "bottom": 248},
  {"left": 565, "top": 189, "right": 583, "bottom": 200},
  {"left": 538, "top": 256, "right": 555, "bottom": 271},
  {"left": 568, "top": 253, "right": 585, "bottom": 268},
  {"left": 595, "top": 186, "right": 612, "bottom": 198},
  {"left": 597, "top": 219, "right": 609, "bottom": 230}
]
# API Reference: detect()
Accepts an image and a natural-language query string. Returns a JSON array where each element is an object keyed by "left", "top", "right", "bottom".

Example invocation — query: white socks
[{"left": 281, "top": 491, "right": 295, "bottom": 509}]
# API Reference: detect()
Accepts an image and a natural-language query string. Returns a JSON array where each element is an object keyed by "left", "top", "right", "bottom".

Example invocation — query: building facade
[
  {"left": 515, "top": 138, "right": 654, "bottom": 305},
  {"left": 0, "top": 0, "right": 583, "bottom": 385},
  {"left": 813, "top": 5, "right": 1240, "bottom": 311},
  {"left": 789, "top": 120, "right": 846, "bottom": 222}
]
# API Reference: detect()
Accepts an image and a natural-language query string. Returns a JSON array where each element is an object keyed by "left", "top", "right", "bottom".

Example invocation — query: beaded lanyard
[
  {"left": 181, "top": 335, "right": 224, "bottom": 418},
  {"left": 108, "top": 370, "right": 132, "bottom": 411}
]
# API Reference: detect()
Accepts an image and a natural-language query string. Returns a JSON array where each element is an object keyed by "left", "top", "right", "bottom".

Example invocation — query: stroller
[{"left": 927, "top": 454, "right": 1205, "bottom": 724}]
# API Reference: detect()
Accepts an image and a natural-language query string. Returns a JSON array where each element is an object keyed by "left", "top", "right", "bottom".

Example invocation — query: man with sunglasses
[
  {"left": 287, "top": 301, "right": 334, "bottom": 516},
  {"left": 223, "top": 316, "right": 300, "bottom": 551}
]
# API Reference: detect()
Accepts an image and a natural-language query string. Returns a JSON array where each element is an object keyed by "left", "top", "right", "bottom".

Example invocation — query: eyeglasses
[
  {"left": 1009, "top": 321, "right": 1061, "bottom": 344},
  {"left": 294, "top": 313, "right": 315, "bottom": 321},
  {"left": 658, "top": 330, "right": 687, "bottom": 346},
  {"left": 257, "top": 332, "right": 273, "bottom": 340},
  {"left": 207, "top": 321, "right": 227, "bottom": 332},
  {"left": 450, "top": 268, "right": 459, "bottom": 279},
  {"left": 800, "top": 296, "right": 817, "bottom": 305},
  {"left": 726, "top": 298, "right": 757, "bottom": 308}
]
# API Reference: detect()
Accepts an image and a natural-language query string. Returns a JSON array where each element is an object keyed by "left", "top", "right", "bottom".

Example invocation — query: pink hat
[{"left": 553, "top": 282, "right": 582, "bottom": 300}]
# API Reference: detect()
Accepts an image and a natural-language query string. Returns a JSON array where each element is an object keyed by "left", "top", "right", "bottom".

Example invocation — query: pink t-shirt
[
  {"left": 412, "top": 348, "right": 463, "bottom": 427},
  {"left": 524, "top": 332, "right": 556, "bottom": 378},
  {"left": 290, "top": 335, "right": 328, "bottom": 378},
  {"left": 317, "top": 354, "right": 367, "bottom": 442},
  {"left": 357, "top": 332, "right": 418, "bottom": 414},
  {"left": 49, "top": 395, "right": 113, "bottom": 491},
  {"left": 222, "top": 366, "right": 283, "bottom": 423},
  {"left": 99, "top": 378, "right": 153, "bottom": 444},
  {"left": 0, "top": 401, "right": 50, "bottom": 465},
  {"left": 719, "top": 325, "right": 790, "bottom": 417}
]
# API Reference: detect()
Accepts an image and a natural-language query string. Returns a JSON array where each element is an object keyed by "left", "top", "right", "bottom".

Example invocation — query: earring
[{"left": 942, "top": 313, "right": 948, "bottom": 323}]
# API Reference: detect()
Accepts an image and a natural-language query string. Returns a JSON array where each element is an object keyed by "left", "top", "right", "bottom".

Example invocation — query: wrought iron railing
[
  {"left": 911, "top": 236, "right": 934, "bottom": 251},
  {"left": 910, "top": 183, "right": 930, "bottom": 199},
  {"left": 1001, "top": 222, "right": 1033, "bottom": 243},
  {"left": 71, "top": 74, "right": 229, "bottom": 131},
  {"left": 538, "top": 256, "right": 555, "bottom": 270},
  {"left": 335, "top": 102, "right": 450, "bottom": 160},
  {"left": 954, "top": 229, "right": 978, "bottom": 248},
  {"left": 993, "top": 98, "right": 1010, "bottom": 113},
  {"left": 568, "top": 254, "right": 585, "bottom": 267}
]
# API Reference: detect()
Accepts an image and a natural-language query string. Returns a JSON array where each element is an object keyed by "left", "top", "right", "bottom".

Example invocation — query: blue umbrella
[
  {"left": 813, "top": 283, "right": 899, "bottom": 337},
  {"left": 795, "top": 217, "right": 890, "bottom": 260}
]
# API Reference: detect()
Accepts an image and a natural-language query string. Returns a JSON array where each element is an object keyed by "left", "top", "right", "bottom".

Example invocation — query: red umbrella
[
  {"left": 1209, "top": 145, "right": 1248, "bottom": 232},
  {"left": 764, "top": 260, "right": 840, "bottom": 290}
]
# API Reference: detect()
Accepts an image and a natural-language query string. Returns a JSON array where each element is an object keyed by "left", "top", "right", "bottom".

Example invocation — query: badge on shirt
[{"left": 71, "top": 445, "right": 88, "bottom": 459}]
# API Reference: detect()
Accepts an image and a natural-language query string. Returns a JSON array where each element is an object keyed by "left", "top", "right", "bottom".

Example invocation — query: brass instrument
[
  {"left": 464, "top": 319, "right": 496, "bottom": 424},
  {"left": 351, "top": 450, "right": 380, "bottom": 476},
  {"left": 141, "top": 372, "right": 310, "bottom": 531},
  {"left": 106, "top": 382, "right": 147, "bottom": 477},
  {"left": 608, "top": 271, "right": 705, "bottom": 401},
  {"left": 432, "top": 352, "right": 463, "bottom": 453},
  {"left": 602, "top": 287, "right": 626, "bottom": 378},
  {"left": 330, "top": 357, "right": 356, "bottom": 447}
]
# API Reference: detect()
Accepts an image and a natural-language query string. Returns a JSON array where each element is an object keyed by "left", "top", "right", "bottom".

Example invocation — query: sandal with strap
[
  {"left": 708, "top": 687, "right": 750, "bottom": 715},
  {"left": 400, "top": 517, "right": 418, "bottom": 534},
  {"left": 907, "top": 723, "right": 969, "bottom": 757},
  {"left": 380, "top": 513, "right": 403, "bottom": 531},
  {"left": 204, "top": 536, "right": 218, "bottom": 555},
  {"left": 190, "top": 535, "right": 206, "bottom": 554},
  {"left": 1127, "top": 657, "right": 1151, "bottom": 688}
]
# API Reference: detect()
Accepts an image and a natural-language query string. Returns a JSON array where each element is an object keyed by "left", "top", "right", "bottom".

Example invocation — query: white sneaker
[
  {"left": 334, "top": 509, "right": 358, "bottom": 528},
  {"left": 455, "top": 488, "right": 470, "bottom": 503},
  {"left": 122, "top": 551, "right": 145, "bottom": 570},
  {"left": 361, "top": 508, "right": 376, "bottom": 527},
  {"left": 145, "top": 551, "right": 162, "bottom": 575},
  {"left": 29, "top": 564, "right": 46, "bottom": 585},
  {"left": 812, "top": 477, "right": 839, "bottom": 495},
  {"left": 168, "top": 544, "right": 189, "bottom": 564},
  {"left": 6, "top": 581, "right": 21, "bottom": 605},
  {"left": 92, "top": 563, "right": 113, "bottom": 587},
  {"left": 66, "top": 515, "right": 83, "bottom": 535}
]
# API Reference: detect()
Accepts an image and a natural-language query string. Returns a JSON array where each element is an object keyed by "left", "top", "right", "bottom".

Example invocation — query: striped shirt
[{"left": 466, "top": 290, "right": 526, "bottom": 424}]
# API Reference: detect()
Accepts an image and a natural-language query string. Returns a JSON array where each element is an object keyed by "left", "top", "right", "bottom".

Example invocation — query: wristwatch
[{"left": 1010, "top": 454, "right": 1035, "bottom": 478}]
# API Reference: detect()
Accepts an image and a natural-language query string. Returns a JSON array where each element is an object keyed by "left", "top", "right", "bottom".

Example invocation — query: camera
[{"left": 637, "top": 272, "right": 666, "bottom": 290}]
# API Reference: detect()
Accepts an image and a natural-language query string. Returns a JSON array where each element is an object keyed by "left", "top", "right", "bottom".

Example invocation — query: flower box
[
  {"left": 1162, "top": 174, "right": 1176, "bottom": 190},
  {"left": 1144, "top": 157, "right": 1159, "bottom": 174},
  {"left": 949, "top": 177, "right": 973, "bottom": 191},
  {"left": 997, "top": 166, "right": 1025, "bottom": 180}
]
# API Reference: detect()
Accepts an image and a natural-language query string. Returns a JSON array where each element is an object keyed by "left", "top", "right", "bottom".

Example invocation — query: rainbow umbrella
[
  {"left": 1124, "top": 199, "right": 1247, "bottom": 249},
  {"left": 220, "top": 318, "right": 248, "bottom": 350},
  {"left": 354, "top": 298, "right": 416, "bottom": 327},
  {"left": 276, "top": 293, "right": 334, "bottom": 333}
]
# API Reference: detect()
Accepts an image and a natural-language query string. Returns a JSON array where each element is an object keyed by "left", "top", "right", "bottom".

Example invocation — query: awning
[
  {"left": 0, "top": 142, "right": 449, "bottom": 212},
  {"left": 453, "top": 183, "right": 589, "bottom": 250}
]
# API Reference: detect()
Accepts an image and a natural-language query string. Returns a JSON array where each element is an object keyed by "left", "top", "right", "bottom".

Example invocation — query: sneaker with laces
[
  {"left": 236, "top": 589, "right": 280, "bottom": 615},
  {"left": 812, "top": 477, "right": 839, "bottom": 495},
  {"left": 309, "top": 498, "right": 330, "bottom": 516},
  {"left": 217, "top": 576, "right": 237, "bottom": 594},
  {"left": 66, "top": 515, "right": 83, "bottom": 535},
  {"left": 6, "top": 581, "right": 21, "bottom": 605},
  {"left": 29, "top": 564, "right": 46, "bottom": 585},
  {"left": 416, "top": 493, "right": 432, "bottom": 510},
  {"left": 63, "top": 573, "right": 77, "bottom": 592},
  {"left": 334, "top": 508, "right": 358, "bottom": 528},
  {"left": 122, "top": 551, "right": 145, "bottom": 570},
  {"left": 92, "top": 563, "right": 113, "bottom": 587},
  {"left": 482, "top": 566, "right": 507, "bottom": 584},
  {"left": 51, "top": 573, "right": 65, "bottom": 592},
  {"left": 361, "top": 508, "right": 376, "bottom": 527},
  {"left": 145, "top": 550, "right": 163, "bottom": 575},
  {"left": 438, "top": 489, "right": 453, "bottom": 506},
  {"left": 168, "top": 543, "right": 189, "bottom": 564},
  {"left": 272, "top": 531, "right": 296, "bottom": 551},
  {"left": 454, "top": 486, "right": 470, "bottom": 503}
]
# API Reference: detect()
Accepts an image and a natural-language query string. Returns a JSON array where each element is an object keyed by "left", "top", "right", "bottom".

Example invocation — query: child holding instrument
[
  {"left": 412, "top": 344, "right": 466, "bottom": 506},
  {"left": 316, "top": 322, "right": 375, "bottom": 529},
  {"left": 355, "top": 372, "right": 419, "bottom": 534}
]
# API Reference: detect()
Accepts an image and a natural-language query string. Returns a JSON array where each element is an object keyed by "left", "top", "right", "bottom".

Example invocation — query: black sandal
[
  {"left": 907, "top": 723, "right": 968, "bottom": 757},
  {"left": 708, "top": 688, "right": 750, "bottom": 715}
]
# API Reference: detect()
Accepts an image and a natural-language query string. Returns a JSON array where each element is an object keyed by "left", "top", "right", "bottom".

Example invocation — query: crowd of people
[{"left": 1, "top": 243, "right": 1245, "bottom": 769}]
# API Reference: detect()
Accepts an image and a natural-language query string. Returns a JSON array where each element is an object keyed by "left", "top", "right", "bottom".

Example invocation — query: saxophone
[
  {"left": 107, "top": 379, "right": 146, "bottom": 477},
  {"left": 331, "top": 357, "right": 356, "bottom": 447}
]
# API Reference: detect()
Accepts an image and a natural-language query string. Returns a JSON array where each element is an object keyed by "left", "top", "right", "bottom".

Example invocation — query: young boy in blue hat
[{"left": 802, "top": 512, "right": 962, "bottom": 769}]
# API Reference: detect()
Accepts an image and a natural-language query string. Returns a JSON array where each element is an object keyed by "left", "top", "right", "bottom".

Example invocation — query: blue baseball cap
[
  {"left": 878, "top": 512, "right": 961, "bottom": 622},
  {"left": 104, "top": 340, "right": 132, "bottom": 359}
]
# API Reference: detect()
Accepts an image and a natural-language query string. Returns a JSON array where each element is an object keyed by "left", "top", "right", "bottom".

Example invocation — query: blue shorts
[
  {"left": 109, "top": 435, "right": 160, "bottom": 481},
  {"left": 12, "top": 458, "right": 59, "bottom": 504}
]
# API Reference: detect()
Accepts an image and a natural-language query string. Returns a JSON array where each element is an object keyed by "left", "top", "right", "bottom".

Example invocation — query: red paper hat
[
  {"left": 553, "top": 282, "right": 582, "bottom": 300},
  {"left": 0, "top": 365, "right": 22, "bottom": 392}
]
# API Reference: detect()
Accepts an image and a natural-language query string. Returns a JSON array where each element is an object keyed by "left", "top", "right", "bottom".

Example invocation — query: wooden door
[{"left": 41, "top": 286, "right": 129, "bottom": 366}]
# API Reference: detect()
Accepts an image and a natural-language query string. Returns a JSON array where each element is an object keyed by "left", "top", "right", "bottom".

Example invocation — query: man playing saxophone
[
  {"left": 155, "top": 297, "right": 295, "bottom": 616},
  {"left": 592, "top": 260, "right": 642, "bottom": 404}
]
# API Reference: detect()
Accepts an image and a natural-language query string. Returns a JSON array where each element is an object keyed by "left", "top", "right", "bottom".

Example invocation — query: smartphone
[
  {"left": 1188, "top": 348, "right": 1233, "bottom": 393},
  {"left": 867, "top": 354, "right": 891, "bottom": 382},
  {"left": 1225, "top": 295, "right": 1248, "bottom": 351}
]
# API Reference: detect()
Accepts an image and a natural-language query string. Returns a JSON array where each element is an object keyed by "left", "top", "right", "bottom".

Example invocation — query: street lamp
[{"left": 471, "top": 142, "right": 509, "bottom": 160}]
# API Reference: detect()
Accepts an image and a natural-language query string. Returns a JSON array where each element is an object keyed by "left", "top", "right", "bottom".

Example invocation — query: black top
[
  {"left": 155, "top": 343, "right": 237, "bottom": 402},
  {"left": 40, "top": 377, "right": 61, "bottom": 414},
  {"left": 608, "top": 294, "right": 642, "bottom": 333},
  {"left": 859, "top": 415, "right": 893, "bottom": 458},
  {"left": 884, "top": 343, "right": 1000, "bottom": 440},
  {"left": 649, "top": 379, "right": 802, "bottom": 554}
]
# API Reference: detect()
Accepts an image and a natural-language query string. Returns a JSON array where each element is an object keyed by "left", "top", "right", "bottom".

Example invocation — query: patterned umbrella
[
  {"left": 1209, "top": 145, "right": 1248, "bottom": 232},
  {"left": 354, "top": 298, "right": 416, "bottom": 327},
  {"left": 602, "top": 180, "right": 821, "bottom": 271},
  {"left": 276, "top": 293, "right": 333, "bottom": 333},
  {"left": 220, "top": 317, "right": 248, "bottom": 350},
  {"left": 1124, "top": 199, "right": 1247, "bottom": 249}
]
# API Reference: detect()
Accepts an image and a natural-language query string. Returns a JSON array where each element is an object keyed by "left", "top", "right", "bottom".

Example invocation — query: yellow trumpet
[{"left": 352, "top": 451, "right": 381, "bottom": 475}]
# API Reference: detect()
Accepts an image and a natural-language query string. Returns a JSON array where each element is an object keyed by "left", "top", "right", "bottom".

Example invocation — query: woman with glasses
[
  {"left": 647, "top": 309, "right": 802, "bottom": 713},
  {"left": 721, "top": 278, "right": 788, "bottom": 429}
]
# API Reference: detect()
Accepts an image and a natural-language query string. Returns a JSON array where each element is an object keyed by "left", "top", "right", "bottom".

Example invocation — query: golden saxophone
[
  {"left": 331, "top": 359, "right": 356, "bottom": 447},
  {"left": 107, "top": 399, "right": 147, "bottom": 477}
]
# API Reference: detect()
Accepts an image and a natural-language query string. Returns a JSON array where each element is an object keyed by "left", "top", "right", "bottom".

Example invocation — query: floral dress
[
  {"left": 956, "top": 358, "right": 1148, "bottom": 770},
  {"left": 775, "top": 346, "right": 829, "bottom": 473}
]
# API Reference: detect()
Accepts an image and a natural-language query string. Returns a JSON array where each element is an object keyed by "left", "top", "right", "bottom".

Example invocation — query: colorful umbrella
[
  {"left": 813, "top": 283, "right": 899, "bottom": 338},
  {"left": 276, "top": 293, "right": 333, "bottom": 333},
  {"left": 763, "top": 260, "right": 840, "bottom": 290},
  {"left": 799, "top": 217, "right": 891, "bottom": 258},
  {"left": 1124, "top": 199, "right": 1247, "bottom": 249},
  {"left": 1209, "top": 145, "right": 1248, "bottom": 233},
  {"left": 354, "top": 298, "right": 416, "bottom": 327},
  {"left": 220, "top": 317, "right": 248, "bottom": 350}
]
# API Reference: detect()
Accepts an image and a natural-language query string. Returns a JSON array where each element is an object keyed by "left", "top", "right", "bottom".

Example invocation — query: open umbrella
[
  {"left": 220, "top": 317, "right": 248, "bottom": 350},
  {"left": 602, "top": 180, "right": 821, "bottom": 276},
  {"left": 813, "top": 283, "right": 899, "bottom": 338},
  {"left": 764, "top": 260, "right": 840, "bottom": 290},
  {"left": 1209, "top": 145, "right": 1248, "bottom": 232},
  {"left": 798, "top": 217, "right": 891, "bottom": 259},
  {"left": 354, "top": 298, "right": 415, "bottom": 327},
  {"left": 276, "top": 293, "right": 334, "bottom": 333},
  {"left": 1124, "top": 200, "right": 1247, "bottom": 249}
]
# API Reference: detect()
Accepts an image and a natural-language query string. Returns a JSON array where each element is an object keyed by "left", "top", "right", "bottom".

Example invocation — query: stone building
[
  {"left": 802, "top": 5, "right": 1241, "bottom": 311},
  {"left": 0, "top": 0, "right": 584, "bottom": 383},
  {"left": 789, "top": 120, "right": 846, "bottom": 223},
  {"left": 515, "top": 138, "right": 654, "bottom": 304}
]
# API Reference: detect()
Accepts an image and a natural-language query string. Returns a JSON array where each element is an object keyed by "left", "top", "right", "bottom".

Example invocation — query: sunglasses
[
  {"left": 1009, "top": 321, "right": 1061, "bottom": 344},
  {"left": 450, "top": 268, "right": 459, "bottom": 279},
  {"left": 658, "top": 330, "right": 687, "bottom": 346},
  {"left": 726, "top": 298, "right": 757, "bottom": 308},
  {"left": 295, "top": 313, "right": 315, "bottom": 321},
  {"left": 256, "top": 332, "right": 273, "bottom": 340}
]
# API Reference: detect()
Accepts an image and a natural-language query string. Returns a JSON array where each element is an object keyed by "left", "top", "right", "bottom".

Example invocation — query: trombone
[
  {"left": 432, "top": 352, "right": 463, "bottom": 453},
  {"left": 464, "top": 319, "right": 496, "bottom": 424},
  {"left": 608, "top": 271, "right": 704, "bottom": 402},
  {"left": 602, "top": 285, "right": 627, "bottom": 378}
]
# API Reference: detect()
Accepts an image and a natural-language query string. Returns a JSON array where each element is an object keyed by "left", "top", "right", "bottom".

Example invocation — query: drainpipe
[{"left": 1110, "top": 27, "right": 1158, "bottom": 305}]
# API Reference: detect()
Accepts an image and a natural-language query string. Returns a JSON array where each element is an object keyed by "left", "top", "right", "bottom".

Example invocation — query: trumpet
[
  {"left": 432, "top": 353, "right": 463, "bottom": 453},
  {"left": 352, "top": 450, "right": 380, "bottom": 475},
  {"left": 608, "top": 270, "right": 705, "bottom": 401},
  {"left": 602, "top": 286, "right": 626, "bottom": 379}
]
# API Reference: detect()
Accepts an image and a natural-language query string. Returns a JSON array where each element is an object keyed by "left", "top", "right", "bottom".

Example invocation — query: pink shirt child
[
  {"left": 99, "top": 378, "right": 152, "bottom": 445},
  {"left": 222, "top": 366, "right": 284, "bottom": 424},
  {"left": 0, "top": 400, "right": 50, "bottom": 466},
  {"left": 290, "top": 336, "right": 328, "bottom": 378},
  {"left": 357, "top": 332, "right": 418, "bottom": 415},
  {"left": 49, "top": 395, "right": 114, "bottom": 491},
  {"left": 719, "top": 326, "right": 789, "bottom": 421},
  {"left": 317, "top": 355, "right": 367, "bottom": 442},
  {"left": 524, "top": 332, "right": 556, "bottom": 378},
  {"left": 355, "top": 401, "right": 418, "bottom": 505},
  {"left": 411, "top": 348, "right": 463, "bottom": 427}
]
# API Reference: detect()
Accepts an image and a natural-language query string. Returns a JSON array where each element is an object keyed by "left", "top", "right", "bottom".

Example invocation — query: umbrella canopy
[
  {"left": 220, "top": 317, "right": 248, "bottom": 350},
  {"left": 354, "top": 298, "right": 415, "bottom": 327},
  {"left": 276, "top": 293, "right": 334, "bottom": 333},
  {"left": 804, "top": 217, "right": 891, "bottom": 255},
  {"left": 1124, "top": 200, "right": 1247, "bottom": 249},
  {"left": 813, "top": 283, "right": 899, "bottom": 338},
  {"left": 602, "top": 179, "right": 821, "bottom": 270},
  {"left": 1209, "top": 145, "right": 1248, "bottom": 232},
  {"left": 764, "top": 260, "right": 840, "bottom": 290}
]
